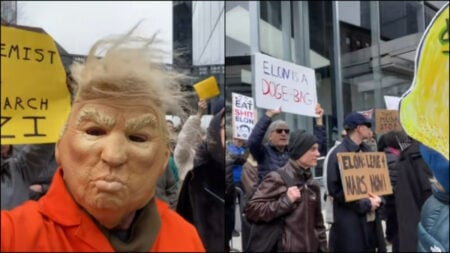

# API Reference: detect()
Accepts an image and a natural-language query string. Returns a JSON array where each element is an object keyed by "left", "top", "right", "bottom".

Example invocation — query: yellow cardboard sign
[
  {"left": 337, "top": 152, "right": 392, "bottom": 202},
  {"left": 193, "top": 76, "right": 220, "bottom": 100},
  {"left": 1, "top": 25, "right": 71, "bottom": 144},
  {"left": 399, "top": 3, "right": 449, "bottom": 160}
]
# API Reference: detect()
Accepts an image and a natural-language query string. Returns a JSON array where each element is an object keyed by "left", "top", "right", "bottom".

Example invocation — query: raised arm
[
  {"left": 247, "top": 108, "right": 280, "bottom": 163},
  {"left": 174, "top": 100, "right": 207, "bottom": 180},
  {"left": 313, "top": 103, "right": 327, "bottom": 156}
]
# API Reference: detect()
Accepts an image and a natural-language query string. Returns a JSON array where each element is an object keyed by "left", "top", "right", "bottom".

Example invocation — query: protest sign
[
  {"left": 193, "top": 76, "right": 220, "bottom": 100},
  {"left": 357, "top": 109, "right": 374, "bottom": 120},
  {"left": 375, "top": 109, "right": 401, "bottom": 134},
  {"left": 1, "top": 25, "right": 71, "bottom": 144},
  {"left": 399, "top": 3, "right": 449, "bottom": 160},
  {"left": 253, "top": 52, "right": 318, "bottom": 117},
  {"left": 384, "top": 96, "right": 401, "bottom": 110},
  {"left": 232, "top": 92, "right": 255, "bottom": 140},
  {"left": 337, "top": 152, "right": 393, "bottom": 202}
]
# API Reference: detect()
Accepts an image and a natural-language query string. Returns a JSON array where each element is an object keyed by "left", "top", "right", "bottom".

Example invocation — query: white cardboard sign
[
  {"left": 254, "top": 52, "right": 318, "bottom": 117},
  {"left": 232, "top": 92, "right": 256, "bottom": 140}
]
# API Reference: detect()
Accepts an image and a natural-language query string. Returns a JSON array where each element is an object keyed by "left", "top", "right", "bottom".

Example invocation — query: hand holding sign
[
  {"left": 265, "top": 106, "right": 282, "bottom": 118},
  {"left": 368, "top": 192, "right": 382, "bottom": 211},
  {"left": 315, "top": 103, "right": 325, "bottom": 126},
  {"left": 196, "top": 99, "right": 207, "bottom": 117},
  {"left": 315, "top": 103, "right": 324, "bottom": 118}
]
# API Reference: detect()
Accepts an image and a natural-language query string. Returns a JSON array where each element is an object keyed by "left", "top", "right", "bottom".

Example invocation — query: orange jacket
[{"left": 1, "top": 168, "right": 205, "bottom": 252}]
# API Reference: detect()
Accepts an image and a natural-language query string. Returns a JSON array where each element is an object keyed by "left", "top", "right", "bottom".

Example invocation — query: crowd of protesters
[{"left": 2, "top": 12, "right": 448, "bottom": 252}]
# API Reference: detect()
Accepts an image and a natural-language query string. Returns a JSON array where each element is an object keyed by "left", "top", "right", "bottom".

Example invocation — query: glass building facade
[
  {"left": 173, "top": 1, "right": 225, "bottom": 114},
  {"left": 225, "top": 1, "right": 445, "bottom": 151}
]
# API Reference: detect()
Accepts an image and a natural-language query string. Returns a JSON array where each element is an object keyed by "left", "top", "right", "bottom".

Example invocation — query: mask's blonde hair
[{"left": 67, "top": 24, "right": 191, "bottom": 145}]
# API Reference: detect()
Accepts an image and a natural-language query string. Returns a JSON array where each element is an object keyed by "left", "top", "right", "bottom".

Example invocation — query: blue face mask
[{"left": 420, "top": 144, "right": 449, "bottom": 193}]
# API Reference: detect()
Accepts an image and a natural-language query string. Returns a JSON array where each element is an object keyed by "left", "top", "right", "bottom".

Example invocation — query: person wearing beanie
[
  {"left": 247, "top": 104, "right": 327, "bottom": 185},
  {"left": 245, "top": 130, "right": 327, "bottom": 252},
  {"left": 326, "top": 111, "right": 386, "bottom": 252}
]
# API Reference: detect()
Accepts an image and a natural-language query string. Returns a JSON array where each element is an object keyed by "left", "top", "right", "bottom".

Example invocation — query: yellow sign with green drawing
[
  {"left": 399, "top": 3, "right": 449, "bottom": 160},
  {"left": 1, "top": 25, "right": 71, "bottom": 144}
]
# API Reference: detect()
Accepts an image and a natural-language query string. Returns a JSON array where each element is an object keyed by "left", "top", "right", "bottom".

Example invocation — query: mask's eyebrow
[
  {"left": 126, "top": 113, "right": 158, "bottom": 132},
  {"left": 76, "top": 107, "right": 116, "bottom": 128}
]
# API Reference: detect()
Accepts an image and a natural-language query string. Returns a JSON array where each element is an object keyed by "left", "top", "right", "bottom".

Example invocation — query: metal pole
[
  {"left": 417, "top": 1, "right": 426, "bottom": 33},
  {"left": 249, "top": 1, "right": 263, "bottom": 119},
  {"left": 370, "top": 1, "right": 383, "bottom": 110},
  {"left": 292, "top": 1, "right": 313, "bottom": 133},
  {"left": 332, "top": 1, "right": 345, "bottom": 137},
  {"left": 281, "top": 1, "right": 295, "bottom": 128}
]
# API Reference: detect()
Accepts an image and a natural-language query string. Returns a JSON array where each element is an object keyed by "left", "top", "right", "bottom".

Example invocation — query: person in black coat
[
  {"left": 176, "top": 108, "right": 225, "bottom": 252},
  {"left": 376, "top": 130, "right": 404, "bottom": 251},
  {"left": 327, "top": 112, "right": 386, "bottom": 252},
  {"left": 393, "top": 139, "right": 432, "bottom": 252}
]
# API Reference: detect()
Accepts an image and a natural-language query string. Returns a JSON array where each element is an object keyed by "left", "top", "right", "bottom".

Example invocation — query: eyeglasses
[{"left": 275, "top": 129, "right": 290, "bottom": 134}]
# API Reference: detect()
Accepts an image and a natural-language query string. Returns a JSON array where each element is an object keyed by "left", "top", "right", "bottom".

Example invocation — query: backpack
[{"left": 243, "top": 169, "right": 296, "bottom": 252}]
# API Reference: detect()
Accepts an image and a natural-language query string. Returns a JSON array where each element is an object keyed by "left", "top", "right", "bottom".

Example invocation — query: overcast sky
[{"left": 17, "top": 1, "right": 173, "bottom": 62}]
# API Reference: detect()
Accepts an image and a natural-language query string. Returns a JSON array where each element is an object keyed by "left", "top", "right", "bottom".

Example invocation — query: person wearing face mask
[
  {"left": 245, "top": 130, "right": 327, "bottom": 252},
  {"left": 1, "top": 28, "right": 204, "bottom": 252},
  {"left": 326, "top": 112, "right": 386, "bottom": 252}
]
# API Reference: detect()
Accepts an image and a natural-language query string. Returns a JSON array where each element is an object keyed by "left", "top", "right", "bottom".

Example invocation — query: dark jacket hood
[{"left": 195, "top": 109, "right": 225, "bottom": 167}]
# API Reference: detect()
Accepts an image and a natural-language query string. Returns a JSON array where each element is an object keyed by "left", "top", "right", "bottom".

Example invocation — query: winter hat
[
  {"left": 206, "top": 108, "right": 225, "bottom": 165},
  {"left": 287, "top": 130, "right": 318, "bottom": 160},
  {"left": 344, "top": 112, "right": 372, "bottom": 130},
  {"left": 420, "top": 144, "right": 449, "bottom": 193},
  {"left": 211, "top": 96, "right": 225, "bottom": 115}
]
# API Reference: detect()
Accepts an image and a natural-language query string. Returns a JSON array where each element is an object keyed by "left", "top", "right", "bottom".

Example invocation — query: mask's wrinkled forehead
[{"left": 76, "top": 106, "right": 158, "bottom": 132}]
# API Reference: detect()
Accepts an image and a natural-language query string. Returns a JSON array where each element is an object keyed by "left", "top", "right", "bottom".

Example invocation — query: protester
[
  {"left": 166, "top": 119, "right": 177, "bottom": 134},
  {"left": 173, "top": 99, "right": 207, "bottom": 185},
  {"left": 225, "top": 137, "right": 247, "bottom": 249},
  {"left": 417, "top": 145, "right": 449, "bottom": 252},
  {"left": 322, "top": 129, "right": 346, "bottom": 225},
  {"left": 167, "top": 137, "right": 180, "bottom": 188},
  {"left": 176, "top": 106, "right": 225, "bottom": 252},
  {"left": 1, "top": 143, "right": 57, "bottom": 210},
  {"left": 326, "top": 112, "right": 386, "bottom": 252},
  {"left": 393, "top": 138, "right": 432, "bottom": 252},
  {"left": 156, "top": 162, "right": 178, "bottom": 209},
  {"left": 376, "top": 130, "right": 405, "bottom": 251},
  {"left": 245, "top": 130, "right": 327, "bottom": 252},
  {"left": 247, "top": 103, "right": 326, "bottom": 184},
  {"left": 238, "top": 153, "right": 258, "bottom": 249},
  {"left": 1, "top": 29, "right": 204, "bottom": 252},
  {"left": 241, "top": 154, "right": 258, "bottom": 194},
  {"left": 225, "top": 154, "right": 239, "bottom": 251},
  {"left": 227, "top": 137, "right": 247, "bottom": 191}
]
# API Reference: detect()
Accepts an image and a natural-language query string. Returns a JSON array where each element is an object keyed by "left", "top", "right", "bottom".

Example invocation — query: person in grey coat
[{"left": 1, "top": 143, "right": 57, "bottom": 210}]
